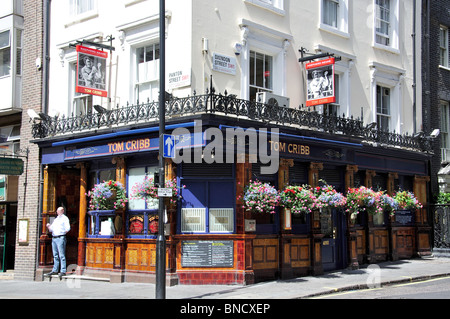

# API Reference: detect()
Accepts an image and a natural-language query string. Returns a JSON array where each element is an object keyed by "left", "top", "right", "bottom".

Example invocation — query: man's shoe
[
  {"left": 44, "top": 272, "right": 58, "bottom": 277},
  {"left": 58, "top": 273, "right": 66, "bottom": 278}
]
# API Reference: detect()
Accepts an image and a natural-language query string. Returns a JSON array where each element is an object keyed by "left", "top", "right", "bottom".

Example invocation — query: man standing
[{"left": 45, "top": 207, "right": 71, "bottom": 278}]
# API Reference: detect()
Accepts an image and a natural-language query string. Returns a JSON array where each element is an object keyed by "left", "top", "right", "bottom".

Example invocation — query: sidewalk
[{"left": 0, "top": 257, "right": 449, "bottom": 299}]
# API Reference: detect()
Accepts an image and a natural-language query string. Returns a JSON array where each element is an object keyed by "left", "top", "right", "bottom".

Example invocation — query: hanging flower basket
[
  {"left": 87, "top": 180, "right": 128, "bottom": 211},
  {"left": 280, "top": 185, "right": 320, "bottom": 214},
  {"left": 242, "top": 180, "right": 280, "bottom": 214},
  {"left": 130, "top": 176, "right": 183, "bottom": 205},
  {"left": 345, "top": 186, "right": 399, "bottom": 220},
  {"left": 313, "top": 183, "right": 346, "bottom": 209},
  {"left": 393, "top": 190, "right": 422, "bottom": 211}
]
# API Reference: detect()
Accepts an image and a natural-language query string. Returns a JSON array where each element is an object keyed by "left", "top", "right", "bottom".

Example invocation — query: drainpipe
[
  {"left": 42, "top": 0, "right": 51, "bottom": 115},
  {"left": 412, "top": 0, "right": 417, "bottom": 134},
  {"left": 425, "top": 0, "right": 431, "bottom": 134}
]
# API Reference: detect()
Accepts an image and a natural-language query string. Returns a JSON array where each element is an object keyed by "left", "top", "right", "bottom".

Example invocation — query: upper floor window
[
  {"left": 244, "top": 0, "right": 285, "bottom": 15},
  {"left": 373, "top": 0, "right": 399, "bottom": 51},
  {"left": 320, "top": 0, "right": 349, "bottom": 37},
  {"left": 377, "top": 85, "right": 391, "bottom": 132},
  {"left": 0, "top": 30, "right": 11, "bottom": 77},
  {"left": 70, "top": 0, "right": 96, "bottom": 16},
  {"left": 135, "top": 43, "right": 160, "bottom": 103},
  {"left": 440, "top": 26, "right": 449, "bottom": 68},
  {"left": 250, "top": 51, "right": 273, "bottom": 101}
]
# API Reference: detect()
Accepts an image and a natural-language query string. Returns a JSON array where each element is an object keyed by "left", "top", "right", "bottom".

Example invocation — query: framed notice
[
  {"left": 306, "top": 57, "right": 336, "bottom": 107},
  {"left": 18, "top": 219, "right": 29, "bottom": 246},
  {"left": 76, "top": 45, "right": 108, "bottom": 97}
]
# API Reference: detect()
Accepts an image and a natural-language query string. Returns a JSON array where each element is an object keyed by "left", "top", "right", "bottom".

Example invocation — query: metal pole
[{"left": 156, "top": 0, "right": 166, "bottom": 300}]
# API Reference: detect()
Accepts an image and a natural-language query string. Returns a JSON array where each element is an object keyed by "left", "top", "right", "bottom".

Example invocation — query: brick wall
[
  {"left": 422, "top": 0, "right": 450, "bottom": 195},
  {"left": 14, "top": 0, "right": 44, "bottom": 281}
]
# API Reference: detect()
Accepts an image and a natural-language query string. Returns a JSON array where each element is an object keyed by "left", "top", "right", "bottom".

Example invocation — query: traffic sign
[{"left": 163, "top": 134, "right": 176, "bottom": 158}]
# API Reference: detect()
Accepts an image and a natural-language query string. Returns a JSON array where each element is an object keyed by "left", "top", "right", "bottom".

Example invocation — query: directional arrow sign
[{"left": 163, "top": 134, "right": 176, "bottom": 159}]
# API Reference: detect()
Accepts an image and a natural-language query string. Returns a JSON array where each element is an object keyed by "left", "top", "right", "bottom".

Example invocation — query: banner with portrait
[
  {"left": 306, "top": 57, "right": 335, "bottom": 107},
  {"left": 76, "top": 45, "right": 108, "bottom": 97}
]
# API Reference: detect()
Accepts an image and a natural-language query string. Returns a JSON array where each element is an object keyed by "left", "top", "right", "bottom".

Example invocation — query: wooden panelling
[
  {"left": 373, "top": 229, "right": 389, "bottom": 255},
  {"left": 253, "top": 238, "right": 278, "bottom": 270},
  {"left": 395, "top": 228, "right": 415, "bottom": 258},
  {"left": 290, "top": 238, "right": 310, "bottom": 268}
]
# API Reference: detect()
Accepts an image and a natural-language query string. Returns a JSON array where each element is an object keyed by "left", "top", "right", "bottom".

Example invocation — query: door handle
[{"left": 333, "top": 227, "right": 337, "bottom": 239}]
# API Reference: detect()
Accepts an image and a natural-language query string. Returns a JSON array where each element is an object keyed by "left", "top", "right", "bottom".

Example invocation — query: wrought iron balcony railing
[{"left": 31, "top": 90, "right": 433, "bottom": 153}]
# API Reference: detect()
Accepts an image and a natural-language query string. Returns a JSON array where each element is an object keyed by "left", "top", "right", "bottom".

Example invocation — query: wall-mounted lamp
[
  {"left": 202, "top": 38, "right": 209, "bottom": 54},
  {"left": 431, "top": 129, "right": 440, "bottom": 139},
  {"left": 233, "top": 42, "right": 243, "bottom": 55}
]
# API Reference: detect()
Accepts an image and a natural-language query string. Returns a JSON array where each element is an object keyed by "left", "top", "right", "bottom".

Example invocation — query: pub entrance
[
  {"left": 321, "top": 208, "right": 347, "bottom": 272},
  {"left": 0, "top": 203, "right": 17, "bottom": 272}
]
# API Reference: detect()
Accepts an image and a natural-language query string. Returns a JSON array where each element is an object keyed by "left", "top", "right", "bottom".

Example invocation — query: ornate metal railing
[
  {"left": 31, "top": 90, "right": 433, "bottom": 152},
  {"left": 434, "top": 205, "right": 450, "bottom": 249}
]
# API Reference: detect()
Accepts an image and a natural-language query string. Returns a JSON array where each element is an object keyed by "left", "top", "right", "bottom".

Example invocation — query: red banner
[
  {"left": 76, "top": 45, "right": 108, "bottom": 97},
  {"left": 306, "top": 57, "right": 336, "bottom": 107}
]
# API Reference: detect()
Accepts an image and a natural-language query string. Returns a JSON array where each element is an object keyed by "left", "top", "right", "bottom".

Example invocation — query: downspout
[
  {"left": 36, "top": 0, "right": 51, "bottom": 276},
  {"left": 42, "top": 0, "right": 51, "bottom": 115},
  {"left": 425, "top": 0, "right": 431, "bottom": 134},
  {"left": 412, "top": 0, "right": 417, "bottom": 134}
]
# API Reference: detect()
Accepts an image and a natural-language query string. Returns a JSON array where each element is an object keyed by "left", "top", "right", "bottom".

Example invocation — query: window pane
[
  {"left": 255, "top": 52, "right": 264, "bottom": 88},
  {"left": 323, "top": 0, "right": 338, "bottom": 28},
  {"left": 0, "top": 49, "right": 11, "bottom": 77},
  {"left": 129, "top": 167, "right": 146, "bottom": 210},
  {"left": 0, "top": 31, "right": 10, "bottom": 49}
]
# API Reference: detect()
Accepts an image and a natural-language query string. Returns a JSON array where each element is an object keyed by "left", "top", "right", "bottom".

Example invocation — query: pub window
[
  {"left": 249, "top": 51, "right": 273, "bottom": 102},
  {"left": 87, "top": 167, "right": 116, "bottom": 238},
  {"left": 180, "top": 163, "right": 235, "bottom": 234},
  {"left": 0, "top": 30, "right": 11, "bottom": 77},
  {"left": 127, "top": 166, "right": 160, "bottom": 238}
]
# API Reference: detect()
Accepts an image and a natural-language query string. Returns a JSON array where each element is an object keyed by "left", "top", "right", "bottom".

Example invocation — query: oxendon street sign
[{"left": 0, "top": 158, "right": 24, "bottom": 176}]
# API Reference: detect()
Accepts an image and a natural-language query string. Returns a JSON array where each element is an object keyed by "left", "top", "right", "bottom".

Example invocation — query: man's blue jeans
[{"left": 51, "top": 236, "right": 67, "bottom": 274}]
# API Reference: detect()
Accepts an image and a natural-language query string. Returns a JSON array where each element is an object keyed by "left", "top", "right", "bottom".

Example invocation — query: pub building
[{"left": 32, "top": 91, "right": 433, "bottom": 285}]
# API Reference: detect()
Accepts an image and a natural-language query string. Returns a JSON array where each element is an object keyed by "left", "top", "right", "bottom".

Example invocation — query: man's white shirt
[{"left": 49, "top": 214, "right": 70, "bottom": 237}]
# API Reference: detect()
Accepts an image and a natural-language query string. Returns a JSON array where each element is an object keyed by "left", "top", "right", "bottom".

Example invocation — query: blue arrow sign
[{"left": 163, "top": 134, "right": 176, "bottom": 158}]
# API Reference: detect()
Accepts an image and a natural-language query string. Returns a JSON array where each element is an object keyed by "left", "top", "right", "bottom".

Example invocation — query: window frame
[
  {"left": 134, "top": 42, "right": 160, "bottom": 103},
  {"left": 376, "top": 85, "right": 391, "bottom": 132},
  {"left": 239, "top": 20, "right": 292, "bottom": 101},
  {"left": 373, "top": 0, "right": 399, "bottom": 53},
  {"left": 249, "top": 50, "right": 274, "bottom": 101},
  {"left": 440, "top": 25, "right": 449, "bottom": 69},
  {"left": 0, "top": 30, "right": 11, "bottom": 78},
  {"left": 244, "top": 0, "right": 285, "bottom": 15},
  {"left": 319, "top": 0, "right": 349, "bottom": 38}
]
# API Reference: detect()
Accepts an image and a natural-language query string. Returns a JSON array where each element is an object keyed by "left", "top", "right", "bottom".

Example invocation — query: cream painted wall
[{"left": 47, "top": 0, "right": 421, "bottom": 135}]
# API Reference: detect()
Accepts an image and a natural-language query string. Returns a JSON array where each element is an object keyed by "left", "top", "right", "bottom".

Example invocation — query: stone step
[{"left": 45, "top": 274, "right": 110, "bottom": 283}]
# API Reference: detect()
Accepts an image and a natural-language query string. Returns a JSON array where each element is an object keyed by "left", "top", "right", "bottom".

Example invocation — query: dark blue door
[{"left": 321, "top": 208, "right": 346, "bottom": 272}]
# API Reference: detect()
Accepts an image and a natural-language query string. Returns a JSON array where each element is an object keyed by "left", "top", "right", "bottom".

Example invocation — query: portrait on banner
[
  {"left": 76, "top": 45, "right": 108, "bottom": 97},
  {"left": 306, "top": 57, "right": 336, "bottom": 107}
]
